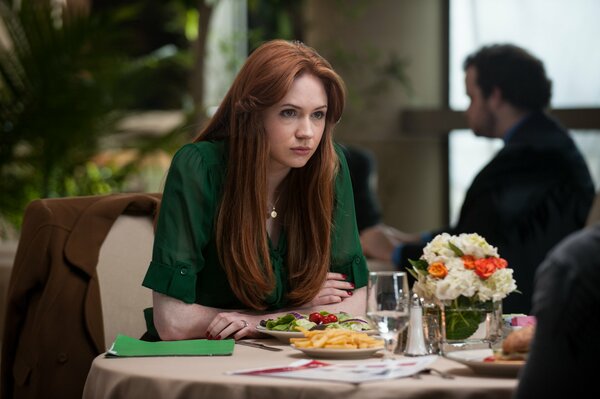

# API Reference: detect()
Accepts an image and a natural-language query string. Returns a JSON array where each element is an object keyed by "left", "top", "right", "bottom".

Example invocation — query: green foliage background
[{"left": 0, "top": 0, "right": 193, "bottom": 236}]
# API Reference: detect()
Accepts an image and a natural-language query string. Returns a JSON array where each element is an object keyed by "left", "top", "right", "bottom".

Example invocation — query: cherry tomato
[
  {"left": 323, "top": 314, "right": 338, "bottom": 324},
  {"left": 309, "top": 312, "right": 323, "bottom": 324}
]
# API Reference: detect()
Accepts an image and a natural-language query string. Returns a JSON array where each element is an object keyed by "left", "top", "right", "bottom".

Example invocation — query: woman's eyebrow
[{"left": 280, "top": 103, "right": 328, "bottom": 110}]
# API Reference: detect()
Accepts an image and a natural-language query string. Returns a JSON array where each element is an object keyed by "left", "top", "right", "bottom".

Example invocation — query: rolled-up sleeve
[{"left": 142, "top": 143, "right": 221, "bottom": 303}]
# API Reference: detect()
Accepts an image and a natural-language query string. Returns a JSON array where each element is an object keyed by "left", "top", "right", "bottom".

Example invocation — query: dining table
[{"left": 83, "top": 338, "right": 519, "bottom": 399}]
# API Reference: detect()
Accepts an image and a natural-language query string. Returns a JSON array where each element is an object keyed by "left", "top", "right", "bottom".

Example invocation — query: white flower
[
  {"left": 411, "top": 233, "right": 517, "bottom": 303},
  {"left": 477, "top": 268, "right": 518, "bottom": 302}
]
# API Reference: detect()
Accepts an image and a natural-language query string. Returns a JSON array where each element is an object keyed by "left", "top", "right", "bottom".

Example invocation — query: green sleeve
[
  {"left": 330, "top": 143, "right": 369, "bottom": 289},
  {"left": 142, "top": 143, "right": 223, "bottom": 303}
]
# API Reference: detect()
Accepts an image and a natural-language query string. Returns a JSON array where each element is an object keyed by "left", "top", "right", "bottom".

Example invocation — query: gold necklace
[
  {"left": 269, "top": 205, "right": 278, "bottom": 219},
  {"left": 268, "top": 191, "right": 281, "bottom": 219}
]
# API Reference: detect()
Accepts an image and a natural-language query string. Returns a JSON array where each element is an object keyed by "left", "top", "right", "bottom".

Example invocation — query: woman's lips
[{"left": 291, "top": 147, "right": 311, "bottom": 156}]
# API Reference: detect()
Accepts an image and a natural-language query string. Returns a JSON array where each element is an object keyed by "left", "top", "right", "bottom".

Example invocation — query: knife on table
[{"left": 236, "top": 340, "right": 283, "bottom": 351}]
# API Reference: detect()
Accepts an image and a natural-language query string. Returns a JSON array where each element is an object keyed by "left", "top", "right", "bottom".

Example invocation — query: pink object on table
[{"left": 511, "top": 315, "right": 536, "bottom": 327}]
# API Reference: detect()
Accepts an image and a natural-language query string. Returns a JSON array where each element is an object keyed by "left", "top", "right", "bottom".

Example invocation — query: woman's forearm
[
  {"left": 153, "top": 291, "right": 226, "bottom": 340},
  {"left": 153, "top": 287, "right": 367, "bottom": 341},
  {"left": 293, "top": 286, "right": 367, "bottom": 317}
]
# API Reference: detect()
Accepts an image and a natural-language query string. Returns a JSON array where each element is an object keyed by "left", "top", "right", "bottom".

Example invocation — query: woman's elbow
[
  {"left": 154, "top": 316, "right": 190, "bottom": 341},
  {"left": 152, "top": 291, "right": 201, "bottom": 340}
]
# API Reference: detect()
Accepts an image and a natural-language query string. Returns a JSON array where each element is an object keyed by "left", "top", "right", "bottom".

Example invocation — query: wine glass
[{"left": 366, "top": 271, "right": 410, "bottom": 359}]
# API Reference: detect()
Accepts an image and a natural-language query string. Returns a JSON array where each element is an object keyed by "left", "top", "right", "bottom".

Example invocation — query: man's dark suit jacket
[
  {"left": 401, "top": 111, "right": 595, "bottom": 314},
  {"left": 515, "top": 222, "right": 600, "bottom": 398}
]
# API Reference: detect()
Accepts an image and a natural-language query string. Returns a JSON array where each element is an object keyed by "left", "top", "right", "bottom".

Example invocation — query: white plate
[
  {"left": 290, "top": 344, "right": 384, "bottom": 359},
  {"left": 255, "top": 325, "right": 377, "bottom": 344},
  {"left": 444, "top": 349, "right": 524, "bottom": 377},
  {"left": 255, "top": 326, "right": 304, "bottom": 343}
]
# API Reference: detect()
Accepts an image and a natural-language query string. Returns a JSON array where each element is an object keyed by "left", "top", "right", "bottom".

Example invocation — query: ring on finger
[{"left": 241, "top": 320, "right": 249, "bottom": 329}]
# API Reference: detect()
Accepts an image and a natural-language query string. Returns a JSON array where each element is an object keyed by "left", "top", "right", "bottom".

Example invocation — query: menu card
[
  {"left": 107, "top": 334, "right": 234, "bottom": 357},
  {"left": 227, "top": 356, "right": 438, "bottom": 383}
]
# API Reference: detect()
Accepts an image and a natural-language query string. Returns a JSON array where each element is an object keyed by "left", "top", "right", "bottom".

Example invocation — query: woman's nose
[{"left": 295, "top": 117, "right": 314, "bottom": 138}]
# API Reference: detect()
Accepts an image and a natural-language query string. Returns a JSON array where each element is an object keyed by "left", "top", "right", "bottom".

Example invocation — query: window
[{"left": 448, "top": 0, "right": 600, "bottom": 224}]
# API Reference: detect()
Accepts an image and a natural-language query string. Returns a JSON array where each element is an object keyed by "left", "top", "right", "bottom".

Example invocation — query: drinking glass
[{"left": 366, "top": 271, "right": 410, "bottom": 359}]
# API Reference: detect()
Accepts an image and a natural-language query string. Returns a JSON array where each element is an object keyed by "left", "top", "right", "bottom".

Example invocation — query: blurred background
[{"left": 1, "top": 0, "right": 599, "bottom": 243}]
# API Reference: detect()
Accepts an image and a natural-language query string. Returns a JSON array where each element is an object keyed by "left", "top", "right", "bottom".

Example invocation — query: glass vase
[{"left": 440, "top": 296, "right": 502, "bottom": 354}]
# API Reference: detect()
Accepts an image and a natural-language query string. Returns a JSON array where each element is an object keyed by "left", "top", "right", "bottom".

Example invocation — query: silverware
[
  {"left": 412, "top": 367, "right": 454, "bottom": 379},
  {"left": 426, "top": 368, "right": 454, "bottom": 379},
  {"left": 236, "top": 340, "right": 283, "bottom": 351}
]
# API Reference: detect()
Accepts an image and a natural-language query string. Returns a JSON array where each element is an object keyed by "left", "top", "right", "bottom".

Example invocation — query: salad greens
[{"left": 263, "top": 311, "right": 371, "bottom": 332}]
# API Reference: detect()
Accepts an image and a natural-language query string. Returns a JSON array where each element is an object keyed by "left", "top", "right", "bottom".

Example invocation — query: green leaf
[
  {"left": 408, "top": 258, "right": 428, "bottom": 272},
  {"left": 336, "top": 312, "right": 351, "bottom": 322},
  {"left": 448, "top": 241, "right": 464, "bottom": 257},
  {"left": 406, "top": 267, "right": 419, "bottom": 280},
  {"left": 265, "top": 314, "right": 295, "bottom": 330},
  {"left": 444, "top": 297, "right": 491, "bottom": 340},
  {"left": 293, "top": 319, "right": 316, "bottom": 331},
  {"left": 445, "top": 309, "right": 481, "bottom": 340}
]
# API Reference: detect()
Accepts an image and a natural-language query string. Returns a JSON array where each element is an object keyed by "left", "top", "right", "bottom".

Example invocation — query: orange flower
[
  {"left": 474, "top": 258, "right": 496, "bottom": 279},
  {"left": 461, "top": 255, "right": 476, "bottom": 270},
  {"left": 491, "top": 257, "right": 508, "bottom": 269},
  {"left": 428, "top": 262, "right": 448, "bottom": 278}
]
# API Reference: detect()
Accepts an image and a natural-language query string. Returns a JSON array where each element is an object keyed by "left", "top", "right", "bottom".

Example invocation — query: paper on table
[
  {"left": 107, "top": 334, "right": 234, "bottom": 357},
  {"left": 227, "top": 355, "right": 439, "bottom": 383}
]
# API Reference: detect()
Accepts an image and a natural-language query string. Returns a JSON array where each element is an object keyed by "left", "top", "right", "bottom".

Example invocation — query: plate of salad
[{"left": 256, "top": 311, "right": 374, "bottom": 343}]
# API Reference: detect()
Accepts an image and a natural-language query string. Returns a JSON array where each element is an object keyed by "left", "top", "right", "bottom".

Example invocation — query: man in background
[
  {"left": 515, "top": 221, "right": 600, "bottom": 398},
  {"left": 361, "top": 44, "right": 595, "bottom": 314}
]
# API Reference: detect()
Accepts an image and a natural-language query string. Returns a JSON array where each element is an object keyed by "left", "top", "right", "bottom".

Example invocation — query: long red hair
[{"left": 195, "top": 40, "right": 346, "bottom": 309}]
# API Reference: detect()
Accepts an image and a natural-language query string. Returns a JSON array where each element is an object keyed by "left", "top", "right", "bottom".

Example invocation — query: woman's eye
[
  {"left": 281, "top": 109, "right": 296, "bottom": 118},
  {"left": 312, "top": 111, "right": 325, "bottom": 120}
]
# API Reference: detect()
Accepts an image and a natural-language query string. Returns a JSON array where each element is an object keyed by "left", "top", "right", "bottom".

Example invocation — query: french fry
[{"left": 290, "top": 328, "right": 384, "bottom": 350}]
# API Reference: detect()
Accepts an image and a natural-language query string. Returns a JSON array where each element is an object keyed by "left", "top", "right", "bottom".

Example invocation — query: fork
[{"left": 412, "top": 368, "right": 454, "bottom": 379}]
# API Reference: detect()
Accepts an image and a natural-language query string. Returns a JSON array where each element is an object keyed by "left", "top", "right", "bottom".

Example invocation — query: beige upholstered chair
[{"left": 96, "top": 214, "right": 155, "bottom": 349}]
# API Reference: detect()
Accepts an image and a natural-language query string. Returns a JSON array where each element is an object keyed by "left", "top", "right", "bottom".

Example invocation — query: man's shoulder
[
  {"left": 495, "top": 112, "right": 587, "bottom": 173},
  {"left": 509, "top": 111, "right": 572, "bottom": 148},
  {"left": 546, "top": 224, "right": 600, "bottom": 270}
]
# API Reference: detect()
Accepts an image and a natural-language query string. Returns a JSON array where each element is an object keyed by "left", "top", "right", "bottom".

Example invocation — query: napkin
[
  {"left": 107, "top": 334, "right": 234, "bottom": 357},
  {"left": 511, "top": 315, "right": 536, "bottom": 327}
]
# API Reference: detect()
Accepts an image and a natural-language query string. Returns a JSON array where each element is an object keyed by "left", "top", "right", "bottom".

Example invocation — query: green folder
[{"left": 107, "top": 334, "right": 234, "bottom": 357}]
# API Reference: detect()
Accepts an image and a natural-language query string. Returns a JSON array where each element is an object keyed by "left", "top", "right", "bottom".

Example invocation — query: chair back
[{"left": 97, "top": 214, "right": 154, "bottom": 348}]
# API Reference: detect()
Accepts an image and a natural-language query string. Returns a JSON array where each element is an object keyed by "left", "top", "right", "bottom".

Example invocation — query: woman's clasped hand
[
  {"left": 305, "top": 272, "right": 355, "bottom": 307},
  {"left": 205, "top": 272, "right": 356, "bottom": 340}
]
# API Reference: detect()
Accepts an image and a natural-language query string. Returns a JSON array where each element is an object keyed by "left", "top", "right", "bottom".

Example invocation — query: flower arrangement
[
  {"left": 409, "top": 232, "right": 517, "bottom": 302},
  {"left": 408, "top": 233, "right": 517, "bottom": 341}
]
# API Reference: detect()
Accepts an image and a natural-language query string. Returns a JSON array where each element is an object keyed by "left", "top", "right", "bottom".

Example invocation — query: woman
[{"left": 142, "top": 40, "right": 368, "bottom": 341}]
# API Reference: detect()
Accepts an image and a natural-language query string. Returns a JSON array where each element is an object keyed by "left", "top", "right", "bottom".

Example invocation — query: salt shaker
[{"left": 404, "top": 293, "right": 429, "bottom": 356}]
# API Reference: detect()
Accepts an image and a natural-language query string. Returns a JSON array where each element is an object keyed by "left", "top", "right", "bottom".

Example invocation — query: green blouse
[{"left": 142, "top": 140, "right": 368, "bottom": 319}]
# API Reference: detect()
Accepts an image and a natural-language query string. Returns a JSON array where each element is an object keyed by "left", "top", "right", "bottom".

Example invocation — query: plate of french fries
[{"left": 289, "top": 328, "right": 384, "bottom": 359}]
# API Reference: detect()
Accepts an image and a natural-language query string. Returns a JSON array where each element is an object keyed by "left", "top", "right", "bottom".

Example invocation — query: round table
[{"left": 83, "top": 339, "right": 518, "bottom": 399}]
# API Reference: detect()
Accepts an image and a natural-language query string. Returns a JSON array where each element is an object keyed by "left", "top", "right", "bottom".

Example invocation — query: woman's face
[{"left": 263, "top": 73, "right": 328, "bottom": 175}]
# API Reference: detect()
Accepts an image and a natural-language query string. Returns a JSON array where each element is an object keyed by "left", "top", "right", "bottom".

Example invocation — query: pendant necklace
[
  {"left": 270, "top": 206, "right": 278, "bottom": 219},
  {"left": 268, "top": 192, "right": 281, "bottom": 219}
]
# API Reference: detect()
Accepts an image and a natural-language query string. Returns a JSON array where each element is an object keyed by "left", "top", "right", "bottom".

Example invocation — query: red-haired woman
[{"left": 142, "top": 40, "right": 368, "bottom": 341}]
